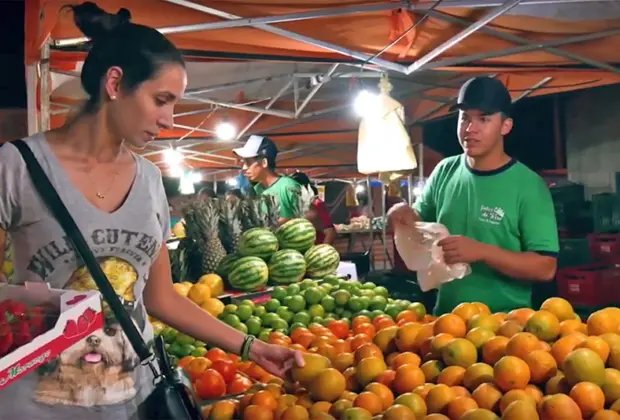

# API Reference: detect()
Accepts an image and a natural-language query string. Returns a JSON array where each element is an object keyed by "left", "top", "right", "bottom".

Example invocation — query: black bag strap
[{"left": 12, "top": 139, "right": 153, "bottom": 363}]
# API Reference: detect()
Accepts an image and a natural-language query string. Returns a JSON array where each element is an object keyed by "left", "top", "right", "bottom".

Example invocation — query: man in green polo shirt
[
  {"left": 390, "top": 77, "right": 559, "bottom": 315},
  {"left": 233, "top": 135, "right": 301, "bottom": 224}
]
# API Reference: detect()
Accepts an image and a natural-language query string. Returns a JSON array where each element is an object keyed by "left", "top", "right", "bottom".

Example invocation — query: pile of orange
[{"left": 200, "top": 298, "right": 620, "bottom": 420}]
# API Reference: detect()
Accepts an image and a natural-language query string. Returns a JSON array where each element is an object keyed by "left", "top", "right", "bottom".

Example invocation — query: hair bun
[{"left": 69, "top": 2, "right": 132, "bottom": 41}]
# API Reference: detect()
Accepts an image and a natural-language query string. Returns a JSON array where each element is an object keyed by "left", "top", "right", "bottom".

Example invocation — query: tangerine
[
  {"left": 524, "top": 311, "right": 561, "bottom": 342},
  {"left": 550, "top": 333, "right": 587, "bottom": 366},
  {"left": 242, "top": 405, "right": 274, "bottom": 420},
  {"left": 356, "top": 356, "right": 387, "bottom": 387},
  {"left": 500, "top": 400, "right": 538, "bottom": 420},
  {"left": 523, "top": 350, "right": 558, "bottom": 384},
  {"left": 463, "top": 363, "right": 495, "bottom": 391},
  {"left": 537, "top": 393, "right": 582, "bottom": 420},
  {"left": 309, "top": 368, "right": 346, "bottom": 402},
  {"left": 382, "top": 404, "right": 416, "bottom": 420},
  {"left": 434, "top": 314, "right": 467, "bottom": 338},
  {"left": 506, "top": 332, "right": 540, "bottom": 359},
  {"left": 395, "top": 322, "right": 423, "bottom": 352},
  {"left": 563, "top": 348, "right": 606, "bottom": 387},
  {"left": 445, "top": 396, "right": 479, "bottom": 420},
  {"left": 471, "top": 383, "right": 502, "bottom": 412},
  {"left": 497, "top": 320, "right": 523, "bottom": 338},
  {"left": 498, "top": 389, "right": 535, "bottom": 414},
  {"left": 482, "top": 336, "right": 509, "bottom": 365},
  {"left": 459, "top": 408, "right": 499, "bottom": 419},
  {"left": 540, "top": 297, "right": 575, "bottom": 322},
  {"left": 493, "top": 356, "right": 531, "bottom": 392},
  {"left": 436, "top": 366, "right": 466, "bottom": 387},
  {"left": 577, "top": 336, "right": 611, "bottom": 363},
  {"left": 394, "top": 392, "right": 428, "bottom": 418},
  {"left": 364, "top": 382, "right": 394, "bottom": 411},
  {"left": 352, "top": 392, "right": 382, "bottom": 416},
  {"left": 392, "top": 364, "right": 426, "bottom": 394},
  {"left": 569, "top": 381, "right": 605, "bottom": 418},
  {"left": 426, "top": 384, "right": 456, "bottom": 414},
  {"left": 441, "top": 338, "right": 478, "bottom": 368}
]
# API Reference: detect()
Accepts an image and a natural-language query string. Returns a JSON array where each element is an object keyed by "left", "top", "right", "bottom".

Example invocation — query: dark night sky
[{"left": 0, "top": 1, "right": 26, "bottom": 109}]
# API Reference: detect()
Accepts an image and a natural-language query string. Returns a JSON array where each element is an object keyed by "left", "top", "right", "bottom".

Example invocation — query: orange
[
  {"left": 374, "top": 370, "right": 396, "bottom": 388},
  {"left": 471, "top": 383, "right": 502, "bottom": 412},
  {"left": 291, "top": 353, "right": 331, "bottom": 387},
  {"left": 459, "top": 408, "right": 500, "bottom": 419},
  {"left": 577, "top": 336, "right": 611, "bottom": 363},
  {"left": 340, "top": 391, "right": 358, "bottom": 402},
  {"left": 559, "top": 319, "right": 587, "bottom": 336},
  {"left": 493, "top": 356, "right": 531, "bottom": 392},
  {"left": 394, "top": 392, "right": 428, "bottom": 418},
  {"left": 562, "top": 348, "right": 606, "bottom": 387},
  {"left": 482, "top": 336, "right": 509, "bottom": 366},
  {"left": 251, "top": 390, "right": 278, "bottom": 411},
  {"left": 550, "top": 333, "right": 587, "bottom": 366},
  {"left": 603, "top": 368, "right": 620, "bottom": 405},
  {"left": 352, "top": 316, "right": 372, "bottom": 330},
  {"left": 353, "top": 323, "right": 376, "bottom": 340},
  {"left": 451, "top": 386, "right": 471, "bottom": 398},
  {"left": 468, "top": 314, "right": 501, "bottom": 333},
  {"left": 178, "top": 355, "right": 195, "bottom": 369},
  {"left": 473, "top": 302, "right": 491, "bottom": 315},
  {"left": 333, "top": 339, "right": 352, "bottom": 354},
  {"left": 441, "top": 338, "right": 478, "bottom": 368},
  {"left": 413, "top": 323, "right": 436, "bottom": 352},
  {"left": 374, "top": 316, "right": 396, "bottom": 331},
  {"left": 395, "top": 322, "right": 423, "bottom": 352},
  {"left": 506, "top": 308, "right": 535, "bottom": 326},
  {"left": 600, "top": 333, "right": 620, "bottom": 350},
  {"left": 343, "top": 367, "right": 361, "bottom": 392},
  {"left": 355, "top": 356, "right": 387, "bottom": 387},
  {"left": 545, "top": 373, "right": 570, "bottom": 395},
  {"left": 592, "top": 411, "right": 620, "bottom": 420},
  {"left": 373, "top": 326, "right": 398, "bottom": 354},
  {"left": 425, "top": 384, "right": 456, "bottom": 414},
  {"left": 332, "top": 352, "right": 355, "bottom": 372},
  {"left": 391, "top": 352, "right": 421, "bottom": 369},
  {"left": 329, "top": 399, "right": 353, "bottom": 418},
  {"left": 365, "top": 382, "right": 394, "bottom": 411},
  {"left": 524, "top": 310, "right": 561, "bottom": 342},
  {"left": 523, "top": 384, "right": 544, "bottom": 403},
  {"left": 537, "top": 393, "right": 583, "bottom": 420},
  {"left": 429, "top": 333, "right": 455, "bottom": 357},
  {"left": 498, "top": 389, "right": 536, "bottom": 414},
  {"left": 309, "top": 368, "right": 346, "bottom": 402},
  {"left": 397, "top": 310, "right": 419, "bottom": 325},
  {"left": 587, "top": 309, "right": 620, "bottom": 336},
  {"left": 280, "top": 405, "right": 310, "bottom": 420},
  {"left": 186, "top": 357, "right": 213, "bottom": 381},
  {"left": 569, "top": 381, "right": 605, "bottom": 418},
  {"left": 414, "top": 383, "right": 435, "bottom": 399},
  {"left": 445, "top": 396, "right": 478, "bottom": 420},
  {"left": 208, "top": 400, "right": 237, "bottom": 420},
  {"left": 392, "top": 364, "right": 426, "bottom": 394},
  {"left": 352, "top": 391, "right": 382, "bottom": 416},
  {"left": 523, "top": 350, "right": 558, "bottom": 384},
  {"left": 501, "top": 400, "right": 538, "bottom": 420},
  {"left": 423, "top": 415, "right": 450, "bottom": 420},
  {"left": 340, "top": 407, "right": 373, "bottom": 420},
  {"left": 609, "top": 346, "right": 620, "bottom": 371},
  {"left": 348, "top": 333, "right": 372, "bottom": 352},
  {"left": 497, "top": 320, "right": 523, "bottom": 338},
  {"left": 436, "top": 366, "right": 466, "bottom": 387},
  {"left": 353, "top": 343, "right": 383, "bottom": 364},
  {"left": 434, "top": 314, "right": 467, "bottom": 338},
  {"left": 278, "top": 394, "right": 298, "bottom": 408},
  {"left": 540, "top": 297, "right": 575, "bottom": 322},
  {"left": 421, "top": 360, "right": 445, "bottom": 383},
  {"left": 452, "top": 302, "right": 481, "bottom": 323},
  {"left": 463, "top": 363, "right": 495, "bottom": 391},
  {"left": 328, "top": 320, "right": 350, "bottom": 340},
  {"left": 242, "top": 405, "right": 274, "bottom": 420},
  {"left": 505, "top": 332, "right": 540, "bottom": 359},
  {"left": 382, "top": 404, "right": 416, "bottom": 420},
  {"left": 466, "top": 327, "right": 495, "bottom": 349}
]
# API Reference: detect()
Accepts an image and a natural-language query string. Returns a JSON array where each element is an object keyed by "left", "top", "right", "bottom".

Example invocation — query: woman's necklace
[{"left": 89, "top": 149, "right": 123, "bottom": 200}]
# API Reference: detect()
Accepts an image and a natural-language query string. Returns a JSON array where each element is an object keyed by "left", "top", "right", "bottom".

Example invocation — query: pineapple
[
  {"left": 263, "top": 195, "right": 280, "bottom": 231},
  {"left": 218, "top": 200, "right": 243, "bottom": 253},
  {"left": 294, "top": 185, "right": 316, "bottom": 218},
  {"left": 182, "top": 199, "right": 227, "bottom": 274}
]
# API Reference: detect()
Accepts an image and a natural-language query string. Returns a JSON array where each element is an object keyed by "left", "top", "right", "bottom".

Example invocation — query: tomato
[
  {"left": 211, "top": 359, "right": 237, "bottom": 383},
  {"left": 327, "top": 320, "right": 350, "bottom": 340},
  {"left": 194, "top": 369, "right": 226, "bottom": 400},
  {"left": 185, "top": 357, "right": 212, "bottom": 382},
  {"left": 227, "top": 374, "right": 253, "bottom": 394},
  {"left": 206, "top": 347, "right": 229, "bottom": 363}
]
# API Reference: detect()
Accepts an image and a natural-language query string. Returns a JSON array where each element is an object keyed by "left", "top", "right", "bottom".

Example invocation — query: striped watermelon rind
[
  {"left": 238, "top": 228, "right": 279, "bottom": 259},
  {"left": 268, "top": 249, "right": 307, "bottom": 285},
  {"left": 216, "top": 253, "right": 241, "bottom": 279},
  {"left": 228, "top": 256, "right": 269, "bottom": 291},
  {"left": 304, "top": 244, "right": 340, "bottom": 278},
  {"left": 276, "top": 218, "right": 317, "bottom": 252}
]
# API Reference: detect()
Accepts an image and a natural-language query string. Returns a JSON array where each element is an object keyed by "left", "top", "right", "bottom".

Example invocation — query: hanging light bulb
[
  {"left": 227, "top": 178, "right": 239, "bottom": 187},
  {"left": 169, "top": 165, "right": 184, "bottom": 178},
  {"left": 354, "top": 90, "right": 380, "bottom": 119},
  {"left": 216, "top": 118, "right": 237, "bottom": 141},
  {"left": 163, "top": 148, "right": 183, "bottom": 166}
]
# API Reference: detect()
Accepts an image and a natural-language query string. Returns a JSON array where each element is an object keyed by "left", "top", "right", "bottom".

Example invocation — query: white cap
[{"left": 232, "top": 135, "right": 265, "bottom": 158}]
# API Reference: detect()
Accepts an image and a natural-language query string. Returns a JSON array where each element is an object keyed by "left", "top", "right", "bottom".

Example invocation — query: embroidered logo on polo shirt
[{"left": 480, "top": 205, "right": 505, "bottom": 225}]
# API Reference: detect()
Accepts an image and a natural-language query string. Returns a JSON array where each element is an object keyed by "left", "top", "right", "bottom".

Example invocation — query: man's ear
[
  {"left": 500, "top": 117, "right": 514, "bottom": 136},
  {"left": 260, "top": 157, "right": 268, "bottom": 169}
]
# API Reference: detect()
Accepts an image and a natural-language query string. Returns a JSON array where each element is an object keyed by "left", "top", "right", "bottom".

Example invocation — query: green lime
[
  {"left": 261, "top": 312, "right": 280, "bottom": 327},
  {"left": 191, "top": 346, "right": 208, "bottom": 357},
  {"left": 333, "top": 290, "right": 351, "bottom": 307},
  {"left": 289, "top": 322, "right": 306, "bottom": 334},
  {"left": 246, "top": 316, "right": 262, "bottom": 336},
  {"left": 374, "top": 286, "right": 389, "bottom": 298},
  {"left": 224, "top": 304, "right": 238, "bottom": 315},
  {"left": 180, "top": 343, "right": 196, "bottom": 357},
  {"left": 161, "top": 327, "right": 178, "bottom": 343},
  {"left": 305, "top": 287, "right": 324, "bottom": 305},
  {"left": 359, "top": 289, "right": 375, "bottom": 298},
  {"left": 194, "top": 340, "right": 207, "bottom": 348},
  {"left": 292, "top": 311, "right": 311, "bottom": 326},
  {"left": 341, "top": 310, "right": 353, "bottom": 320},
  {"left": 152, "top": 323, "right": 165, "bottom": 336},
  {"left": 240, "top": 299, "right": 256, "bottom": 309},
  {"left": 320, "top": 295, "right": 336, "bottom": 312},
  {"left": 287, "top": 284, "right": 301, "bottom": 296},
  {"left": 164, "top": 343, "right": 171, "bottom": 352},
  {"left": 237, "top": 305, "right": 254, "bottom": 322},
  {"left": 300, "top": 279, "right": 316, "bottom": 290},
  {"left": 311, "top": 316, "right": 324, "bottom": 325},
  {"left": 222, "top": 313, "right": 241, "bottom": 327},
  {"left": 322, "top": 317, "right": 336, "bottom": 326},
  {"left": 369, "top": 296, "right": 387, "bottom": 311},
  {"left": 320, "top": 283, "right": 334, "bottom": 294},
  {"left": 334, "top": 307, "right": 345, "bottom": 317},
  {"left": 323, "top": 274, "right": 341, "bottom": 285},
  {"left": 235, "top": 323, "right": 248, "bottom": 334},
  {"left": 387, "top": 298, "right": 394, "bottom": 304},
  {"left": 287, "top": 295, "right": 306, "bottom": 313},
  {"left": 175, "top": 332, "right": 196, "bottom": 346},
  {"left": 370, "top": 309, "right": 385, "bottom": 320},
  {"left": 265, "top": 299, "right": 281, "bottom": 312},
  {"left": 309, "top": 304, "right": 325, "bottom": 318},
  {"left": 409, "top": 302, "right": 427, "bottom": 320},
  {"left": 258, "top": 329, "right": 272, "bottom": 342},
  {"left": 272, "top": 286, "right": 288, "bottom": 302},
  {"left": 271, "top": 318, "right": 289, "bottom": 331},
  {"left": 253, "top": 305, "right": 267, "bottom": 317},
  {"left": 349, "top": 280, "right": 362, "bottom": 289},
  {"left": 168, "top": 342, "right": 185, "bottom": 357},
  {"left": 362, "top": 281, "right": 376, "bottom": 290},
  {"left": 357, "top": 309, "right": 372, "bottom": 319},
  {"left": 274, "top": 328, "right": 288, "bottom": 336},
  {"left": 276, "top": 306, "right": 293, "bottom": 323},
  {"left": 347, "top": 296, "right": 365, "bottom": 313},
  {"left": 385, "top": 304, "right": 401, "bottom": 320}
]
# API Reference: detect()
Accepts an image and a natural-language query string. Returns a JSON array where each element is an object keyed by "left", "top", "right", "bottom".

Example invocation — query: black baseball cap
[
  {"left": 233, "top": 135, "right": 278, "bottom": 159},
  {"left": 449, "top": 77, "right": 513, "bottom": 117}
]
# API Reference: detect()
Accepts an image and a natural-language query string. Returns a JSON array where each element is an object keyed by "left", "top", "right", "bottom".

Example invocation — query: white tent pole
[
  {"left": 40, "top": 41, "right": 51, "bottom": 132},
  {"left": 26, "top": 64, "right": 38, "bottom": 136},
  {"left": 236, "top": 79, "right": 294, "bottom": 140},
  {"left": 295, "top": 64, "right": 339, "bottom": 118}
]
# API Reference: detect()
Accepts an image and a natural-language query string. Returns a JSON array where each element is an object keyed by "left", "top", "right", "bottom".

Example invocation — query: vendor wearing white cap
[{"left": 233, "top": 135, "right": 301, "bottom": 224}]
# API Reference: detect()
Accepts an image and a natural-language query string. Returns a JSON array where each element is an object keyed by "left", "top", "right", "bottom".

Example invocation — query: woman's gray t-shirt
[{"left": 0, "top": 134, "right": 170, "bottom": 420}]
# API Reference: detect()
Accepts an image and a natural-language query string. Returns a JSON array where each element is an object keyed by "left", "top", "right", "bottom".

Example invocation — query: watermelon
[
  {"left": 228, "top": 256, "right": 269, "bottom": 291},
  {"left": 304, "top": 244, "right": 340, "bottom": 278},
  {"left": 268, "top": 249, "right": 307, "bottom": 285},
  {"left": 238, "top": 228, "right": 279, "bottom": 259},
  {"left": 215, "top": 253, "right": 241, "bottom": 279},
  {"left": 276, "top": 218, "right": 316, "bottom": 252}
]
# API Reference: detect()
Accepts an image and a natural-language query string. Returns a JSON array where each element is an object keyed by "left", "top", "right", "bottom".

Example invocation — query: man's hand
[
  {"left": 438, "top": 235, "right": 488, "bottom": 264},
  {"left": 387, "top": 203, "right": 417, "bottom": 227}
]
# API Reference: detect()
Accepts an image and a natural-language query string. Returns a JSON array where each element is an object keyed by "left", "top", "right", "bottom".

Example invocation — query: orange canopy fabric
[{"left": 25, "top": 0, "right": 620, "bottom": 177}]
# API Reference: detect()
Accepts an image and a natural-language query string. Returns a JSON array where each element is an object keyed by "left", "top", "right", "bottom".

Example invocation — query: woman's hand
[{"left": 250, "top": 339, "right": 305, "bottom": 378}]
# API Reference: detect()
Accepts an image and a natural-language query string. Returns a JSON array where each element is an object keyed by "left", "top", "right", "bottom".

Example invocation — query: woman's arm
[
  {"left": 314, "top": 200, "right": 336, "bottom": 245},
  {"left": 323, "top": 227, "right": 336, "bottom": 245},
  {"left": 0, "top": 229, "right": 5, "bottom": 283}
]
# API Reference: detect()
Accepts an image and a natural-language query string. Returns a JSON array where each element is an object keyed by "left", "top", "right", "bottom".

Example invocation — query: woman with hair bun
[{"left": 0, "top": 3, "right": 302, "bottom": 419}]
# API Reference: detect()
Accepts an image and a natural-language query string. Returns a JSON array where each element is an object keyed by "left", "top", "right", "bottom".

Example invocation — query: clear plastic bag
[{"left": 394, "top": 222, "right": 471, "bottom": 292}]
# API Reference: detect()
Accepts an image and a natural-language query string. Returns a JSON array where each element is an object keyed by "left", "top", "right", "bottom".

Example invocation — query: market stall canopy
[{"left": 26, "top": 0, "right": 620, "bottom": 178}]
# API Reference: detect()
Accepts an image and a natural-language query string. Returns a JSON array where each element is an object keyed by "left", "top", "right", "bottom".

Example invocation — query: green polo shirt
[
  {"left": 254, "top": 176, "right": 301, "bottom": 219},
  {"left": 414, "top": 155, "right": 559, "bottom": 315}
]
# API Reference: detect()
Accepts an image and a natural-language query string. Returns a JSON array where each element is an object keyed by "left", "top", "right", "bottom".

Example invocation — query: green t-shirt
[
  {"left": 414, "top": 155, "right": 559, "bottom": 315},
  {"left": 254, "top": 176, "right": 301, "bottom": 219}
]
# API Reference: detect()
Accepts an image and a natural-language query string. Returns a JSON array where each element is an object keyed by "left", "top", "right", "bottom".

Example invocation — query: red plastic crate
[
  {"left": 589, "top": 234, "right": 620, "bottom": 263},
  {"left": 556, "top": 264, "right": 620, "bottom": 306}
]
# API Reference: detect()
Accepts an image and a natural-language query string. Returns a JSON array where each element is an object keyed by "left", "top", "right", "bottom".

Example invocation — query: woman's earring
[{"left": 110, "top": 95, "right": 116, "bottom": 100}]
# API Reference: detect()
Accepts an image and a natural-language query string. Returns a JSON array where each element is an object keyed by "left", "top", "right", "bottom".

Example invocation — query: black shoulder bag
[{"left": 12, "top": 140, "right": 202, "bottom": 420}]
